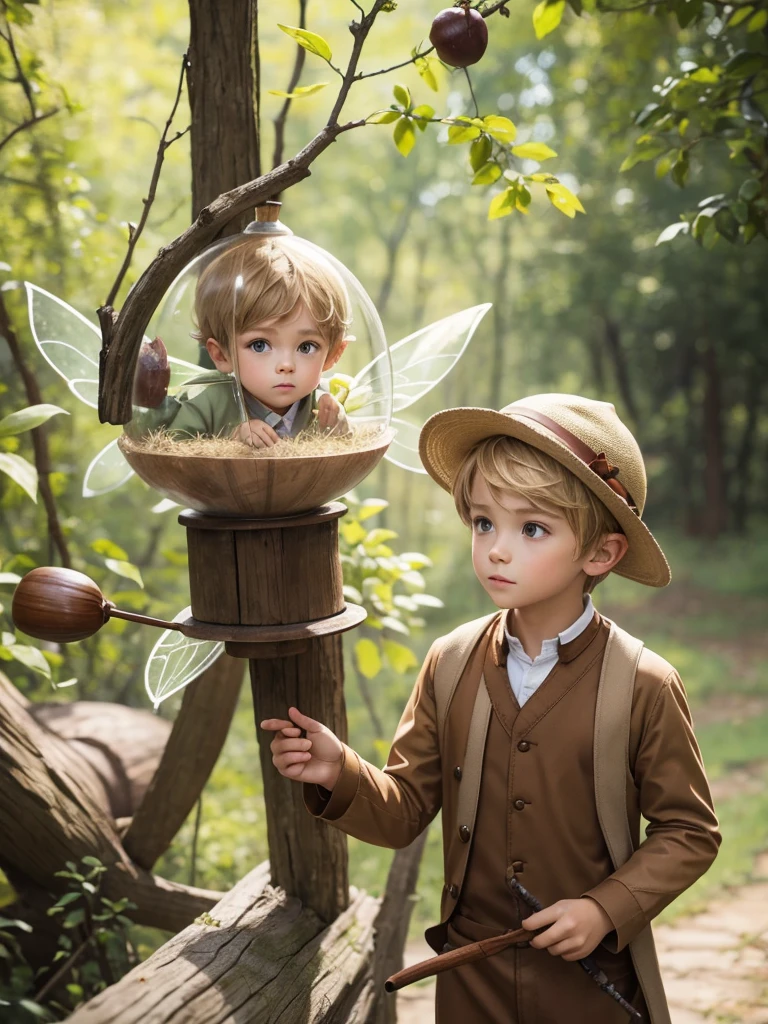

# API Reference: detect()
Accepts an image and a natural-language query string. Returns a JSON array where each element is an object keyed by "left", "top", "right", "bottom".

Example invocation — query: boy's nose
[{"left": 489, "top": 544, "right": 511, "bottom": 563}]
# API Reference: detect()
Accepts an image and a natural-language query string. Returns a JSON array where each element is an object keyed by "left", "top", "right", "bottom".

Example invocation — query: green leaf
[
  {"left": 619, "top": 141, "right": 669, "bottom": 172},
  {"left": 366, "top": 528, "right": 398, "bottom": 547},
  {"left": 340, "top": 519, "right": 367, "bottom": 544},
  {"left": 355, "top": 637, "right": 382, "bottom": 679},
  {"left": 277, "top": 24, "right": 332, "bottom": 61},
  {"left": 470, "top": 135, "right": 492, "bottom": 171},
  {"left": 382, "top": 639, "right": 419, "bottom": 674},
  {"left": 54, "top": 892, "right": 82, "bottom": 908},
  {"left": 412, "top": 104, "right": 434, "bottom": 131},
  {"left": 411, "top": 592, "right": 444, "bottom": 608},
  {"left": 655, "top": 221, "right": 690, "bottom": 245},
  {"left": 488, "top": 188, "right": 516, "bottom": 220},
  {"left": 670, "top": 151, "right": 690, "bottom": 188},
  {"left": 729, "top": 4, "right": 754, "bottom": 26},
  {"left": 739, "top": 178, "right": 761, "bottom": 201},
  {"left": 472, "top": 162, "right": 503, "bottom": 186},
  {"left": 0, "top": 917, "right": 32, "bottom": 932},
  {"left": 532, "top": 0, "right": 566, "bottom": 39},
  {"left": 732, "top": 200, "right": 750, "bottom": 224},
  {"left": 368, "top": 109, "right": 400, "bottom": 124},
  {"left": 267, "top": 82, "right": 329, "bottom": 99},
  {"left": 0, "top": 404, "right": 68, "bottom": 437},
  {"left": 0, "top": 572, "right": 22, "bottom": 585},
  {"left": 400, "top": 551, "right": 431, "bottom": 569},
  {"left": 104, "top": 558, "right": 144, "bottom": 588},
  {"left": 91, "top": 538, "right": 129, "bottom": 560},
  {"left": 448, "top": 123, "right": 481, "bottom": 145},
  {"left": 747, "top": 8, "right": 768, "bottom": 30},
  {"left": 393, "top": 118, "right": 416, "bottom": 157},
  {"left": 393, "top": 84, "right": 411, "bottom": 109},
  {"left": 545, "top": 182, "right": 586, "bottom": 218},
  {"left": 511, "top": 142, "right": 557, "bottom": 161},
  {"left": 0, "top": 452, "right": 38, "bottom": 502},
  {"left": 358, "top": 498, "right": 389, "bottom": 521},
  {"left": 381, "top": 615, "right": 410, "bottom": 636},
  {"left": 63, "top": 907, "right": 86, "bottom": 929},
  {"left": 415, "top": 57, "right": 439, "bottom": 92},
  {"left": 17, "top": 1001, "right": 53, "bottom": 1021},
  {"left": 689, "top": 67, "right": 719, "bottom": 83},
  {"left": 343, "top": 584, "right": 363, "bottom": 605},
  {"left": 10, "top": 645, "right": 51, "bottom": 678},
  {"left": 482, "top": 115, "right": 517, "bottom": 144},
  {"left": 723, "top": 50, "right": 765, "bottom": 79}
]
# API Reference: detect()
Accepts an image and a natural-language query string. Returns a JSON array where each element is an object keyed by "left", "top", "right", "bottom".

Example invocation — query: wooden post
[{"left": 179, "top": 503, "right": 362, "bottom": 924}]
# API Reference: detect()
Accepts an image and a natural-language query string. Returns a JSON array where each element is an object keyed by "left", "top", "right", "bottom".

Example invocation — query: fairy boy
[
  {"left": 261, "top": 393, "right": 720, "bottom": 1024},
  {"left": 141, "top": 235, "right": 351, "bottom": 446}
]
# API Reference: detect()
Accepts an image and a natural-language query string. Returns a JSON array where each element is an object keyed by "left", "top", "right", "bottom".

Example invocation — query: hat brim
[{"left": 419, "top": 407, "right": 670, "bottom": 588}]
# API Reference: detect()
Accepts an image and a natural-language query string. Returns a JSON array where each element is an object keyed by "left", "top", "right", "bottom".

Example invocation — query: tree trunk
[
  {"left": 188, "top": 0, "right": 260, "bottom": 230},
  {"left": 602, "top": 317, "right": 639, "bottom": 426},
  {"left": 65, "top": 865, "right": 379, "bottom": 1024},
  {"left": 732, "top": 371, "right": 763, "bottom": 534},
  {"left": 700, "top": 341, "right": 727, "bottom": 538}
]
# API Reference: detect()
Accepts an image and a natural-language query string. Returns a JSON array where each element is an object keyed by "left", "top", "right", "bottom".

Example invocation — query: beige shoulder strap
[
  {"left": 595, "top": 621, "right": 671, "bottom": 1024},
  {"left": 433, "top": 614, "right": 497, "bottom": 745}
]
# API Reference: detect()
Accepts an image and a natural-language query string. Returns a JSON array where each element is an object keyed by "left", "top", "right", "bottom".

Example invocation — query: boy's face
[
  {"left": 468, "top": 475, "right": 588, "bottom": 612},
  {"left": 205, "top": 301, "right": 346, "bottom": 414}
]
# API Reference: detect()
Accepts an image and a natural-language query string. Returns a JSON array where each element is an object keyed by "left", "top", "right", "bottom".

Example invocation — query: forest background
[{"left": 1, "top": 0, "right": 767, "bottom": 976}]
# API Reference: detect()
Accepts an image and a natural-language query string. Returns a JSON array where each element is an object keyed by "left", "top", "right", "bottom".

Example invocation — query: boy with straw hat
[{"left": 261, "top": 394, "right": 720, "bottom": 1024}]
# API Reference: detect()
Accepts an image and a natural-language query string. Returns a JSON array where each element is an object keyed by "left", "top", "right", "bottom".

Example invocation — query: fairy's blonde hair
[
  {"left": 193, "top": 236, "right": 351, "bottom": 356},
  {"left": 453, "top": 435, "right": 622, "bottom": 593}
]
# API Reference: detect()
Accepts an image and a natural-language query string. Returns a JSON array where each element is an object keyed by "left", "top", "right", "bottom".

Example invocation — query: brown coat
[{"left": 305, "top": 612, "right": 721, "bottom": 1023}]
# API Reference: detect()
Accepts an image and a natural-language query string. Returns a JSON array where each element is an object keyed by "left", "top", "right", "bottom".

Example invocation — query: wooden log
[
  {"left": 29, "top": 700, "right": 172, "bottom": 818},
  {"left": 66, "top": 867, "right": 380, "bottom": 1024},
  {"left": 122, "top": 653, "right": 244, "bottom": 870}
]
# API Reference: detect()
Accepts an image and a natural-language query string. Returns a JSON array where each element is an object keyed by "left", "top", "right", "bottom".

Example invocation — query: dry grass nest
[{"left": 120, "top": 424, "right": 390, "bottom": 459}]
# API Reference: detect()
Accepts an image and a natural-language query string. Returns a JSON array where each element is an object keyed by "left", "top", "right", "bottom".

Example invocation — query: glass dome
[{"left": 119, "top": 203, "right": 394, "bottom": 517}]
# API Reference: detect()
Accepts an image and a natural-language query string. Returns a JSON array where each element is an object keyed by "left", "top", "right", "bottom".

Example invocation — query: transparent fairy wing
[
  {"left": 168, "top": 356, "right": 203, "bottom": 388},
  {"left": 145, "top": 610, "right": 224, "bottom": 709},
  {"left": 151, "top": 498, "right": 180, "bottom": 514},
  {"left": 82, "top": 438, "right": 135, "bottom": 497},
  {"left": 26, "top": 283, "right": 102, "bottom": 409},
  {"left": 350, "top": 303, "right": 491, "bottom": 414},
  {"left": 384, "top": 417, "right": 428, "bottom": 474}
]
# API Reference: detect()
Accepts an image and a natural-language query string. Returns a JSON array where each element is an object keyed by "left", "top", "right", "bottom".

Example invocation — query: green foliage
[
  {"left": 0, "top": 404, "right": 68, "bottom": 503},
  {"left": 277, "top": 24, "right": 333, "bottom": 63}
]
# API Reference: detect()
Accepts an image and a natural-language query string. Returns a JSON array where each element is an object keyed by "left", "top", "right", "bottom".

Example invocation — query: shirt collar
[{"left": 492, "top": 595, "right": 596, "bottom": 667}]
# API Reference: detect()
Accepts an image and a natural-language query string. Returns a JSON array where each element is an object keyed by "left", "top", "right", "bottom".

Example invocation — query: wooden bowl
[{"left": 118, "top": 431, "right": 394, "bottom": 517}]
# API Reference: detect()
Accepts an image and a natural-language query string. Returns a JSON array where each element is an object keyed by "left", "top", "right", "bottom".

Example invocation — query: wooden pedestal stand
[{"left": 179, "top": 502, "right": 366, "bottom": 924}]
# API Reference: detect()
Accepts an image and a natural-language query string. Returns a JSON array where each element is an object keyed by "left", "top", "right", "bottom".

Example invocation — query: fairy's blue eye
[
  {"left": 473, "top": 516, "right": 494, "bottom": 534},
  {"left": 249, "top": 339, "right": 269, "bottom": 353},
  {"left": 522, "top": 522, "right": 547, "bottom": 539},
  {"left": 298, "top": 341, "right": 320, "bottom": 355}
]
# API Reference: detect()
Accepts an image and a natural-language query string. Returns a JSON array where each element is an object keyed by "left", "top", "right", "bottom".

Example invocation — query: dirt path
[{"left": 396, "top": 852, "right": 768, "bottom": 1023}]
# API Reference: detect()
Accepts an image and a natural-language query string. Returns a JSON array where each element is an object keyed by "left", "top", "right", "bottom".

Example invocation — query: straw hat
[{"left": 419, "top": 393, "right": 670, "bottom": 587}]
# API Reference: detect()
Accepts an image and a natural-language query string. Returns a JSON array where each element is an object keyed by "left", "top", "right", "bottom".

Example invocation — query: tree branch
[
  {"left": 0, "top": 107, "right": 60, "bottom": 155},
  {"left": 104, "top": 52, "right": 191, "bottom": 308},
  {"left": 272, "top": 0, "right": 309, "bottom": 170}
]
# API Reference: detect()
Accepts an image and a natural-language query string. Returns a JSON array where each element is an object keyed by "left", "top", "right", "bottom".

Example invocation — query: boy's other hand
[
  {"left": 233, "top": 419, "right": 280, "bottom": 448},
  {"left": 260, "top": 706, "right": 344, "bottom": 790},
  {"left": 522, "top": 897, "right": 613, "bottom": 961}
]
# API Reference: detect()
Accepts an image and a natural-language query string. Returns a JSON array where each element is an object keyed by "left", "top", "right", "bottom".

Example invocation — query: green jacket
[{"left": 129, "top": 370, "right": 319, "bottom": 440}]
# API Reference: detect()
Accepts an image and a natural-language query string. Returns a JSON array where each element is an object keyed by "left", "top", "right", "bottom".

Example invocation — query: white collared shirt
[{"left": 504, "top": 596, "right": 595, "bottom": 707}]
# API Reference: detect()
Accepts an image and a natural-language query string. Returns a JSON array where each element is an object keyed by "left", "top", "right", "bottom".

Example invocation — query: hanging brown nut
[
  {"left": 429, "top": 5, "right": 488, "bottom": 68},
  {"left": 133, "top": 336, "right": 171, "bottom": 409},
  {"left": 12, "top": 567, "right": 111, "bottom": 643}
]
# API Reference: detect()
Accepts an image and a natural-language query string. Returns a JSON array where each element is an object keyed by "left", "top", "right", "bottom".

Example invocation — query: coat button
[
  {"left": 453, "top": 766, "right": 462, "bottom": 781},
  {"left": 517, "top": 740, "right": 530, "bottom": 752},
  {"left": 459, "top": 824, "right": 471, "bottom": 843},
  {"left": 448, "top": 884, "right": 458, "bottom": 899},
  {"left": 512, "top": 860, "right": 525, "bottom": 873},
  {"left": 513, "top": 798, "right": 526, "bottom": 811}
]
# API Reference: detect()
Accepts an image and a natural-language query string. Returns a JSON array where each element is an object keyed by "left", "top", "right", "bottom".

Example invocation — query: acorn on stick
[{"left": 429, "top": 4, "right": 488, "bottom": 68}]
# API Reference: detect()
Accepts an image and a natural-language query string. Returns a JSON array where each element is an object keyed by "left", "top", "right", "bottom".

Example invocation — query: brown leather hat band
[{"left": 511, "top": 407, "right": 639, "bottom": 514}]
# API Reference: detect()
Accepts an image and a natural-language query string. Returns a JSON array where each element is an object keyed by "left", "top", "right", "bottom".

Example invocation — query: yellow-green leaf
[
  {"left": 355, "top": 638, "right": 382, "bottom": 679},
  {"left": 448, "top": 123, "right": 481, "bottom": 144},
  {"left": 382, "top": 639, "right": 419, "bottom": 675},
  {"left": 267, "top": 83, "right": 329, "bottom": 99},
  {"left": 472, "top": 162, "right": 502, "bottom": 186},
  {"left": 278, "top": 24, "right": 332, "bottom": 61},
  {"left": 368, "top": 109, "right": 400, "bottom": 124},
  {"left": 728, "top": 4, "right": 754, "bottom": 25},
  {"left": 532, "top": 0, "right": 566, "bottom": 38},
  {"left": 393, "top": 118, "right": 417, "bottom": 156},
  {"left": 341, "top": 519, "right": 367, "bottom": 543},
  {"left": 545, "top": 182, "right": 586, "bottom": 217},
  {"left": 412, "top": 104, "right": 434, "bottom": 131},
  {"left": 747, "top": 8, "right": 768, "bottom": 29},
  {"left": 416, "top": 57, "right": 439, "bottom": 92},
  {"left": 488, "top": 188, "right": 516, "bottom": 221},
  {"left": 527, "top": 171, "right": 558, "bottom": 183},
  {"left": 10, "top": 644, "right": 51, "bottom": 678},
  {"left": 470, "top": 135, "right": 492, "bottom": 171},
  {"left": 0, "top": 404, "right": 68, "bottom": 437},
  {"left": 0, "top": 453, "right": 37, "bottom": 502},
  {"left": 482, "top": 115, "right": 517, "bottom": 144},
  {"left": 104, "top": 558, "right": 144, "bottom": 589},
  {"left": 393, "top": 83, "right": 411, "bottom": 109},
  {"left": 512, "top": 142, "right": 558, "bottom": 161},
  {"left": 358, "top": 498, "right": 389, "bottom": 521}
]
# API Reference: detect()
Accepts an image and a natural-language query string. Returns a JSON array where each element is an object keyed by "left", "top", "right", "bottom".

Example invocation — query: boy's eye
[
  {"left": 522, "top": 522, "right": 548, "bottom": 539},
  {"left": 472, "top": 516, "right": 494, "bottom": 534},
  {"left": 249, "top": 339, "right": 269, "bottom": 353},
  {"left": 298, "top": 341, "right": 319, "bottom": 355}
]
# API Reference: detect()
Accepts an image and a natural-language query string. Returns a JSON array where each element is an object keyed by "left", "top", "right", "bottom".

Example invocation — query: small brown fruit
[
  {"left": 133, "top": 336, "right": 171, "bottom": 409},
  {"left": 429, "top": 6, "right": 488, "bottom": 68},
  {"left": 12, "top": 567, "right": 110, "bottom": 643}
]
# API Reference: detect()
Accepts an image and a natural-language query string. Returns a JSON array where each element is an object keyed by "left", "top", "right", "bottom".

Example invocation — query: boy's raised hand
[
  {"left": 521, "top": 898, "right": 614, "bottom": 961},
  {"left": 260, "top": 706, "right": 344, "bottom": 791}
]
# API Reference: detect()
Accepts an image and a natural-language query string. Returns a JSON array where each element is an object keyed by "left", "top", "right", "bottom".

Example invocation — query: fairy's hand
[
  {"left": 317, "top": 392, "right": 349, "bottom": 435},
  {"left": 233, "top": 419, "right": 280, "bottom": 448},
  {"left": 260, "top": 706, "right": 344, "bottom": 790}
]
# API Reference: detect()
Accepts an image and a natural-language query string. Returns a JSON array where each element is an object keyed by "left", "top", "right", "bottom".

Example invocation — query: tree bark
[
  {"left": 122, "top": 653, "right": 244, "bottom": 870},
  {"left": 700, "top": 340, "right": 727, "bottom": 538},
  {"left": 188, "top": 0, "right": 260, "bottom": 230},
  {"left": 732, "top": 370, "right": 763, "bottom": 534},
  {"left": 602, "top": 317, "right": 639, "bottom": 426},
  {"left": 66, "top": 866, "right": 379, "bottom": 1024}
]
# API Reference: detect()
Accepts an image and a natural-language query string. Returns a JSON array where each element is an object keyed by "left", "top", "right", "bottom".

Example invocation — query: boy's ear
[
  {"left": 323, "top": 338, "right": 348, "bottom": 371},
  {"left": 582, "top": 532, "right": 629, "bottom": 579},
  {"left": 205, "top": 337, "right": 232, "bottom": 373}
]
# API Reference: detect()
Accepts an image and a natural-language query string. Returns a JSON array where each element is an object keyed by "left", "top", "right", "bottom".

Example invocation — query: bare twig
[
  {"left": 0, "top": 108, "right": 61, "bottom": 155},
  {"left": 0, "top": 286, "right": 72, "bottom": 568},
  {"left": 104, "top": 52, "right": 191, "bottom": 308},
  {"left": 356, "top": 46, "right": 434, "bottom": 81},
  {"left": 33, "top": 937, "right": 90, "bottom": 1003},
  {"left": 272, "top": 0, "right": 309, "bottom": 170},
  {"left": 464, "top": 67, "right": 480, "bottom": 117}
]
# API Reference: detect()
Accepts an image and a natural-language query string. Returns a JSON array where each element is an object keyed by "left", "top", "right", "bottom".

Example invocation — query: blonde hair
[
  {"left": 193, "top": 237, "right": 351, "bottom": 357},
  {"left": 453, "top": 436, "right": 622, "bottom": 593}
]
